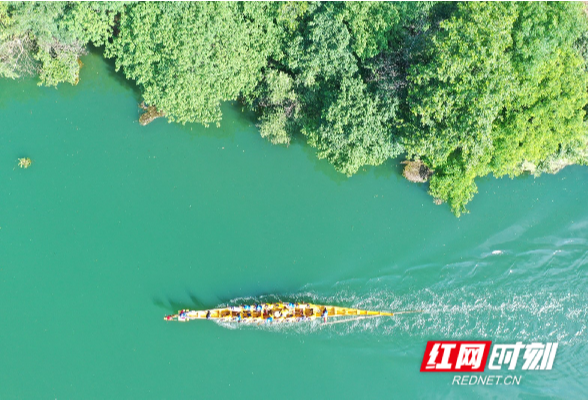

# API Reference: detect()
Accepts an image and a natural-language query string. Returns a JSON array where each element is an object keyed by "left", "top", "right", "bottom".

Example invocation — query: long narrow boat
[{"left": 164, "top": 302, "right": 397, "bottom": 324}]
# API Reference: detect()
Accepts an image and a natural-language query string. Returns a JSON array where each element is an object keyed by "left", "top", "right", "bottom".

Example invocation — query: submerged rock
[
  {"left": 138, "top": 102, "right": 165, "bottom": 126},
  {"left": 401, "top": 160, "right": 433, "bottom": 183},
  {"left": 522, "top": 158, "right": 575, "bottom": 176}
]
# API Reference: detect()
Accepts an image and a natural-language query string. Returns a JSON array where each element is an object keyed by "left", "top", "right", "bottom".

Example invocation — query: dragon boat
[{"left": 164, "top": 302, "right": 405, "bottom": 325}]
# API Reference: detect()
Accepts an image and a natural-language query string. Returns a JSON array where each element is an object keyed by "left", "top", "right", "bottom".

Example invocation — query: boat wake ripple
[{"left": 216, "top": 288, "right": 587, "bottom": 346}]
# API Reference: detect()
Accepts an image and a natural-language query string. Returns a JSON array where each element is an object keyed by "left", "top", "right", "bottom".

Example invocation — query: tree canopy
[
  {"left": 2, "top": 1, "right": 588, "bottom": 215},
  {"left": 404, "top": 2, "right": 588, "bottom": 215},
  {"left": 0, "top": 2, "right": 122, "bottom": 85},
  {"left": 104, "top": 2, "right": 283, "bottom": 125}
]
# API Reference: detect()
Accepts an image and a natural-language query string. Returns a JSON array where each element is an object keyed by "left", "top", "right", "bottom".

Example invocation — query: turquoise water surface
[{"left": 1, "top": 52, "right": 586, "bottom": 399}]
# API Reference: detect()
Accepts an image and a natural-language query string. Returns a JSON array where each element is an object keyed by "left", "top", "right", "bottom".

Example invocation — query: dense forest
[{"left": 2, "top": 1, "right": 587, "bottom": 215}]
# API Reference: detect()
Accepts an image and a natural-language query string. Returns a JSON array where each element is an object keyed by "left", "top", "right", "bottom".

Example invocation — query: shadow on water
[
  {"left": 174, "top": 118, "right": 235, "bottom": 141},
  {"left": 154, "top": 289, "right": 257, "bottom": 314},
  {"left": 388, "top": 156, "right": 406, "bottom": 179},
  {"left": 154, "top": 295, "right": 209, "bottom": 314},
  {"left": 352, "top": 158, "right": 399, "bottom": 181},
  {"left": 153, "top": 297, "right": 172, "bottom": 312},
  {"left": 87, "top": 45, "right": 143, "bottom": 103},
  {"left": 157, "top": 289, "right": 315, "bottom": 312},
  {"left": 0, "top": 75, "right": 44, "bottom": 110},
  {"left": 170, "top": 102, "right": 260, "bottom": 141},
  {"left": 293, "top": 135, "right": 349, "bottom": 184},
  {"left": 234, "top": 103, "right": 259, "bottom": 127},
  {"left": 187, "top": 292, "right": 207, "bottom": 310},
  {"left": 294, "top": 135, "right": 411, "bottom": 185},
  {"left": 0, "top": 45, "right": 143, "bottom": 110},
  {"left": 215, "top": 289, "right": 283, "bottom": 306}
]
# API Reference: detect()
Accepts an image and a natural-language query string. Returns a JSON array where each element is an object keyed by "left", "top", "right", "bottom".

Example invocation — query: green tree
[
  {"left": 305, "top": 76, "right": 398, "bottom": 175},
  {"left": 2, "top": 2, "right": 588, "bottom": 217},
  {"left": 338, "top": 2, "right": 399, "bottom": 60},
  {"left": 491, "top": 2, "right": 588, "bottom": 177},
  {"left": 405, "top": 2, "right": 588, "bottom": 215},
  {"left": 255, "top": 69, "right": 297, "bottom": 145},
  {"left": 105, "top": 2, "right": 282, "bottom": 125},
  {"left": 0, "top": 2, "right": 122, "bottom": 85},
  {"left": 253, "top": 3, "right": 403, "bottom": 174}
]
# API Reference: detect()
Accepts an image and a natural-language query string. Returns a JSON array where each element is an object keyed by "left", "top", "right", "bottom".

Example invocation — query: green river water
[{"left": 1, "top": 51, "right": 587, "bottom": 399}]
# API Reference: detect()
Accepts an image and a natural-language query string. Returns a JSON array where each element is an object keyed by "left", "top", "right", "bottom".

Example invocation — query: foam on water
[
  {"left": 213, "top": 237, "right": 588, "bottom": 346},
  {"left": 214, "top": 287, "right": 587, "bottom": 346}
]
